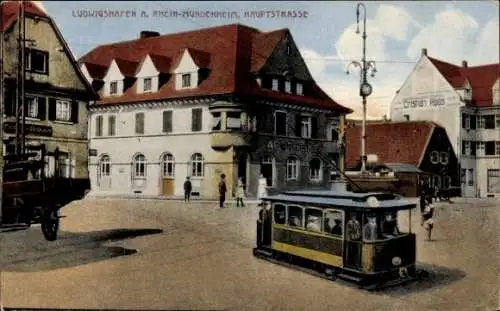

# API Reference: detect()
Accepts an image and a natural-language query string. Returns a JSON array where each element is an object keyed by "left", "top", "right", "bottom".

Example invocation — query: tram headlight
[
  {"left": 366, "top": 196, "right": 380, "bottom": 207},
  {"left": 392, "top": 256, "right": 402, "bottom": 266}
]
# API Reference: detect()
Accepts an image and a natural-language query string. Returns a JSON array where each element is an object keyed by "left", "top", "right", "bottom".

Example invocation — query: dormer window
[
  {"left": 110, "top": 81, "right": 118, "bottom": 95},
  {"left": 296, "top": 83, "right": 303, "bottom": 95},
  {"left": 272, "top": 78, "right": 279, "bottom": 91},
  {"left": 182, "top": 74, "right": 191, "bottom": 88},
  {"left": 285, "top": 81, "right": 291, "bottom": 93},
  {"left": 143, "top": 77, "right": 152, "bottom": 92}
]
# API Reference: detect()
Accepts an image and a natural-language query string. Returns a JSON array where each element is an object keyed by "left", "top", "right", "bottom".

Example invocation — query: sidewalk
[{"left": 84, "top": 193, "right": 262, "bottom": 205}]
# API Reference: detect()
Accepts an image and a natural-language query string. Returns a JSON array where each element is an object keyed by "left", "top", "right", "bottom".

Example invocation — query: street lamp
[{"left": 345, "top": 2, "right": 377, "bottom": 175}]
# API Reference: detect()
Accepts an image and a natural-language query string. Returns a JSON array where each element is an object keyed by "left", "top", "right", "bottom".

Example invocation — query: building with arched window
[{"left": 83, "top": 24, "right": 351, "bottom": 198}]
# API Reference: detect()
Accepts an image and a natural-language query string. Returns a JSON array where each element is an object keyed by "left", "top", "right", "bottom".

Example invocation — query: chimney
[
  {"left": 140, "top": 31, "right": 160, "bottom": 39},
  {"left": 421, "top": 48, "right": 427, "bottom": 56},
  {"left": 462, "top": 60, "right": 468, "bottom": 68}
]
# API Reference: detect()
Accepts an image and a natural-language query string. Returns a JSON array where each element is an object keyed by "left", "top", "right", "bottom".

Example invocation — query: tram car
[
  {"left": 1, "top": 144, "right": 90, "bottom": 241},
  {"left": 254, "top": 190, "right": 418, "bottom": 289}
]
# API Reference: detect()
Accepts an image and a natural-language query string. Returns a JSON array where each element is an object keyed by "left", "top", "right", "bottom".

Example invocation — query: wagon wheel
[{"left": 41, "top": 207, "right": 59, "bottom": 241}]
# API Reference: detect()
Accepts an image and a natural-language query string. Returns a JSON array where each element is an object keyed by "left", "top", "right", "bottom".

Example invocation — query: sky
[{"left": 35, "top": 1, "right": 500, "bottom": 119}]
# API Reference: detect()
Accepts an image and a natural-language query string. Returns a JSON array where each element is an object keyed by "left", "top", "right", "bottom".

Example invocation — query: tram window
[
  {"left": 382, "top": 212, "right": 400, "bottom": 237},
  {"left": 273, "top": 204, "right": 286, "bottom": 225},
  {"left": 305, "top": 208, "right": 322, "bottom": 232},
  {"left": 288, "top": 205, "right": 303, "bottom": 227},
  {"left": 324, "top": 210, "right": 343, "bottom": 236},
  {"left": 363, "top": 213, "right": 383, "bottom": 241},
  {"left": 346, "top": 212, "right": 362, "bottom": 241}
]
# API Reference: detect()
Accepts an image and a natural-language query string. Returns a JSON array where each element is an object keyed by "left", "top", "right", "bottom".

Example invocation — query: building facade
[
  {"left": 1, "top": 1, "right": 95, "bottom": 178},
  {"left": 80, "top": 24, "right": 351, "bottom": 199},
  {"left": 345, "top": 121, "right": 459, "bottom": 197},
  {"left": 390, "top": 49, "right": 500, "bottom": 198}
]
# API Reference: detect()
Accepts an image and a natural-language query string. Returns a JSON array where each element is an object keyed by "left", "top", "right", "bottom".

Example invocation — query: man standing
[
  {"left": 183, "top": 177, "right": 192, "bottom": 202},
  {"left": 219, "top": 174, "right": 227, "bottom": 208}
]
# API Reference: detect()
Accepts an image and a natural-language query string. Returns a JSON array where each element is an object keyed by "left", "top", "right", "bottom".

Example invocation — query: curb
[{"left": 83, "top": 195, "right": 262, "bottom": 205}]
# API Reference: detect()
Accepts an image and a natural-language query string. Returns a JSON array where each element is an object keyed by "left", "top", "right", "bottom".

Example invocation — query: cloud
[{"left": 470, "top": 19, "right": 500, "bottom": 65}]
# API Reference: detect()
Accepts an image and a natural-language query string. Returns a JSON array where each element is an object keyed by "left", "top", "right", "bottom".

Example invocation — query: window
[
  {"left": 182, "top": 74, "right": 191, "bottom": 88},
  {"left": 260, "top": 157, "right": 274, "bottom": 187},
  {"left": 432, "top": 175, "right": 441, "bottom": 189},
  {"left": 477, "top": 116, "right": 485, "bottom": 129},
  {"left": 110, "top": 81, "right": 118, "bottom": 95},
  {"left": 286, "top": 156, "right": 299, "bottom": 181},
  {"left": 108, "top": 115, "right": 116, "bottom": 136},
  {"left": 191, "top": 108, "right": 203, "bottom": 132},
  {"left": 274, "top": 111, "right": 287, "bottom": 136},
  {"left": 305, "top": 208, "right": 322, "bottom": 232},
  {"left": 324, "top": 210, "right": 343, "bottom": 236},
  {"left": 161, "top": 153, "right": 175, "bottom": 177},
  {"left": 26, "top": 96, "right": 38, "bottom": 118},
  {"left": 496, "top": 141, "right": 500, "bottom": 155},
  {"left": 462, "top": 113, "right": 470, "bottom": 129},
  {"left": 439, "top": 152, "right": 449, "bottom": 165},
  {"left": 227, "top": 111, "right": 242, "bottom": 129},
  {"left": 95, "top": 115, "right": 103, "bottom": 137},
  {"left": 484, "top": 115, "right": 495, "bottom": 129},
  {"left": 309, "top": 158, "right": 322, "bottom": 181},
  {"left": 162, "top": 110, "right": 173, "bottom": 133},
  {"left": 272, "top": 78, "right": 279, "bottom": 91},
  {"left": 443, "top": 175, "right": 452, "bottom": 189},
  {"left": 25, "top": 49, "right": 48, "bottom": 74},
  {"left": 287, "top": 205, "right": 303, "bottom": 227},
  {"left": 487, "top": 169, "right": 500, "bottom": 193},
  {"left": 285, "top": 81, "right": 291, "bottom": 93},
  {"left": 135, "top": 112, "right": 145, "bottom": 134},
  {"left": 143, "top": 77, "right": 152, "bottom": 92},
  {"left": 461, "top": 168, "right": 466, "bottom": 184},
  {"left": 467, "top": 169, "right": 474, "bottom": 186},
  {"left": 98, "top": 155, "right": 111, "bottom": 177},
  {"left": 212, "top": 112, "right": 221, "bottom": 130},
  {"left": 56, "top": 100, "right": 71, "bottom": 121},
  {"left": 294, "top": 83, "right": 303, "bottom": 96},
  {"left": 496, "top": 114, "right": 500, "bottom": 128},
  {"left": 470, "top": 115, "right": 476, "bottom": 129},
  {"left": 190, "top": 153, "right": 204, "bottom": 177},
  {"left": 273, "top": 204, "right": 286, "bottom": 225},
  {"left": 430, "top": 151, "right": 439, "bottom": 164},
  {"left": 485, "top": 141, "right": 496, "bottom": 155},
  {"left": 477, "top": 142, "right": 485, "bottom": 156},
  {"left": 300, "top": 115, "right": 311, "bottom": 138},
  {"left": 132, "top": 154, "right": 147, "bottom": 179},
  {"left": 462, "top": 141, "right": 472, "bottom": 156}
]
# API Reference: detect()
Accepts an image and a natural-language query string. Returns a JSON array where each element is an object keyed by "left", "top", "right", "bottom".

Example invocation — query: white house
[
  {"left": 79, "top": 25, "right": 351, "bottom": 199},
  {"left": 390, "top": 48, "right": 500, "bottom": 198}
]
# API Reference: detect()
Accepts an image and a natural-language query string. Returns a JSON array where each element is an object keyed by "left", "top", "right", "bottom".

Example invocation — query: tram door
[{"left": 344, "top": 211, "right": 362, "bottom": 269}]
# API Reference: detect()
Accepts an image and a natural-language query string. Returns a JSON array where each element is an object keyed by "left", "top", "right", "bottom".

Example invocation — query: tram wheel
[{"left": 41, "top": 208, "right": 59, "bottom": 241}]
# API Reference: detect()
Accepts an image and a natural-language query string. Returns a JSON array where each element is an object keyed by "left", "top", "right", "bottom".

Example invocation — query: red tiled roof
[
  {"left": 79, "top": 24, "right": 350, "bottom": 112},
  {"left": 149, "top": 54, "right": 171, "bottom": 73},
  {"left": 113, "top": 58, "right": 139, "bottom": 77},
  {"left": 1, "top": 1, "right": 48, "bottom": 32},
  {"left": 83, "top": 62, "right": 107, "bottom": 80},
  {"left": 428, "top": 56, "right": 500, "bottom": 107},
  {"left": 345, "top": 121, "right": 437, "bottom": 169}
]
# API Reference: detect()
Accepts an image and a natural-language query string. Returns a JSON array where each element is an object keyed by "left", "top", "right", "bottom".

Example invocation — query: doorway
[
  {"left": 238, "top": 153, "right": 249, "bottom": 187},
  {"left": 260, "top": 157, "right": 273, "bottom": 187}
]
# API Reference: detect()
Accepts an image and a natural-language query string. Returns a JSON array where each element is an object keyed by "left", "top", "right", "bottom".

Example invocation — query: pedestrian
[
  {"left": 257, "top": 174, "right": 268, "bottom": 206},
  {"left": 183, "top": 177, "right": 192, "bottom": 202},
  {"left": 236, "top": 177, "right": 246, "bottom": 207},
  {"left": 421, "top": 197, "right": 435, "bottom": 241},
  {"left": 218, "top": 174, "right": 227, "bottom": 208}
]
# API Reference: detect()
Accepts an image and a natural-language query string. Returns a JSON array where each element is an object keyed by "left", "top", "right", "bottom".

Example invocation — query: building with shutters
[
  {"left": 1, "top": 1, "right": 96, "bottom": 178},
  {"left": 80, "top": 24, "right": 351, "bottom": 199},
  {"left": 390, "top": 48, "right": 500, "bottom": 198}
]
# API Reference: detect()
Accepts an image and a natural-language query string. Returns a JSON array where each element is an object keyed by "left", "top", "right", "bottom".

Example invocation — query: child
[
  {"left": 236, "top": 177, "right": 246, "bottom": 207},
  {"left": 183, "top": 177, "right": 192, "bottom": 202},
  {"left": 421, "top": 197, "right": 435, "bottom": 241}
]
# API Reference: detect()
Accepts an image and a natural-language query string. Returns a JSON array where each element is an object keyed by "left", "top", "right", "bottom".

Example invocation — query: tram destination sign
[
  {"left": 3, "top": 122, "right": 53, "bottom": 137},
  {"left": 402, "top": 96, "right": 446, "bottom": 109}
]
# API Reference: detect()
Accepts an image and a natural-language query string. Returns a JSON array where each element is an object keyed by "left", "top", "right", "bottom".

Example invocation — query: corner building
[{"left": 80, "top": 24, "right": 351, "bottom": 199}]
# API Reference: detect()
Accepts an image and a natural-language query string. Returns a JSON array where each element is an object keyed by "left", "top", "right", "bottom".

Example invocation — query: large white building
[
  {"left": 390, "top": 48, "right": 500, "bottom": 198},
  {"left": 79, "top": 24, "right": 351, "bottom": 199}
]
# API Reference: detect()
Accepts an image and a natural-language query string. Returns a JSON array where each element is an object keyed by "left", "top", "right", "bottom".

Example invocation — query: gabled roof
[
  {"left": 148, "top": 54, "right": 171, "bottom": 73},
  {"left": 78, "top": 23, "right": 351, "bottom": 112},
  {"left": 82, "top": 62, "right": 107, "bottom": 80},
  {"left": 113, "top": 58, "right": 139, "bottom": 77},
  {"left": 345, "top": 121, "right": 437, "bottom": 169},
  {"left": 1, "top": 1, "right": 47, "bottom": 32},
  {"left": 428, "top": 56, "right": 500, "bottom": 107}
]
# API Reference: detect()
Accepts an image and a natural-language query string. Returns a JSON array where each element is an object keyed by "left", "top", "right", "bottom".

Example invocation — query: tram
[
  {"left": 1, "top": 144, "right": 90, "bottom": 241},
  {"left": 254, "top": 190, "right": 418, "bottom": 289}
]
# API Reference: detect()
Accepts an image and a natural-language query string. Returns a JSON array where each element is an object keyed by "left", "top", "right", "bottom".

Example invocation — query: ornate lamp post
[{"left": 346, "top": 2, "right": 377, "bottom": 175}]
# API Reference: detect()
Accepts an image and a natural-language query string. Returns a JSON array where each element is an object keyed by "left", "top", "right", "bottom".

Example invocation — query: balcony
[{"left": 210, "top": 130, "right": 255, "bottom": 150}]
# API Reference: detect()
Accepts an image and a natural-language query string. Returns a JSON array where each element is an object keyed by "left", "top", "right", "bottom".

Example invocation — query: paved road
[{"left": 1, "top": 198, "right": 499, "bottom": 311}]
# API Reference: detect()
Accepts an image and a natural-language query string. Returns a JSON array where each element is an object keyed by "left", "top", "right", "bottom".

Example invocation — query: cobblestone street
[{"left": 1, "top": 198, "right": 499, "bottom": 311}]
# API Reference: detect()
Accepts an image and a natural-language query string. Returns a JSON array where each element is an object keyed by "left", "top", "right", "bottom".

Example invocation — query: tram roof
[{"left": 263, "top": 190, "right": 416, "bottom": 211}]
